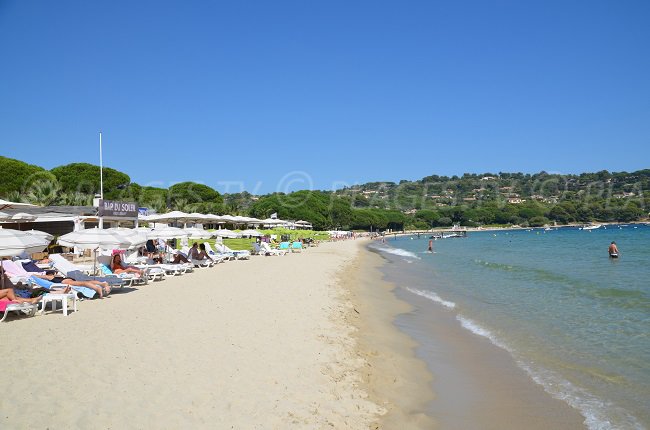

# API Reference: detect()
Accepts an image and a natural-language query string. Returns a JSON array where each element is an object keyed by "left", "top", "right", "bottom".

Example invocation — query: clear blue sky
[{"left": 1, "top": 0, "right": 648, "bottom": 194}]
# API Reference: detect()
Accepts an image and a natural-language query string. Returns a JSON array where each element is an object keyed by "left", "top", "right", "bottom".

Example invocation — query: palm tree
[
  {"left": 4, "top": 190, "right": 25, "bottom": 203},
  {"left": 24, "top": 179, "right": 60, "bottom": 206}
]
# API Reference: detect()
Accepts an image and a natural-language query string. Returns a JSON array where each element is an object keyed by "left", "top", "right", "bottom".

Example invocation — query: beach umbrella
[
  {"left": 145, "top": 211, "right": 189, "bottom": 224},
  {"left": 219, "top": 215, "right": 238, "bottom": 224},
  {"left": 0, "top": 228, "right": 49, "bottom": 289},
  {"left": 213, "top": 229, "right": 241, "bottom": 238},
  {"left": 58, "top": 228, "right": 132, "bottom": 276},
  {"left": 58, "top": 228, "right": 131, "bottom": 250},
  {"left": 0, "top": 228, "right": 49, "bottom": 257},
  {"left": 10, "top": 212, "right": 37, "bottom": 222},
  {"left": 183, "top": 227, "right": 213, "bottom": 239},
  {"left": 24, "top": 229, "right": 54, "bottom": 242},
  {"left": 147, "top": 226, "right": 190, "bottom": 240},
  {"left": 186, "top": 213, "right": 209, "bottom": 223},
  {"left": 240, "top": 229, "right": 262, "bottom": 237},
  {"left": 106, "top": 227, "right": 148, "bottom": 248}
]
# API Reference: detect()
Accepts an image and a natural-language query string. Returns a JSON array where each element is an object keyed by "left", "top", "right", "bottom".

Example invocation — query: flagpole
[{"left": 99, "top": 131, "right": 104, "bottom": 228}]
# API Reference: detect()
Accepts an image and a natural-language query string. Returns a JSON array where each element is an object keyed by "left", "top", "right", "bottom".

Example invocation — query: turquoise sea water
[{"left": 370, "top": 225, "right": 650, "bottom": 430}]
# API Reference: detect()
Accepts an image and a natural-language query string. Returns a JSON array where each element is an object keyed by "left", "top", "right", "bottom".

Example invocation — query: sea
[{"left": 369, "top": 224, "right": 650, "bottom": 430}]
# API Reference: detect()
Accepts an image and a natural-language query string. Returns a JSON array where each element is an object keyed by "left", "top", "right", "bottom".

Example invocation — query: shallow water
[{"left": 370, "top": 225, "right": 650, "bottom": 430}]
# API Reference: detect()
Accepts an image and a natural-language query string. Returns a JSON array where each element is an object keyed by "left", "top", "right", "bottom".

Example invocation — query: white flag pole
[{"left": 99, "top": 131, "right": 104, "bottom": 228}]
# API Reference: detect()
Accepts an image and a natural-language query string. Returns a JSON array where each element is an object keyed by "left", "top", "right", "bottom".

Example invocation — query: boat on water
[{"left": 581, "top": 224, "right": 602, "bottom": 231}]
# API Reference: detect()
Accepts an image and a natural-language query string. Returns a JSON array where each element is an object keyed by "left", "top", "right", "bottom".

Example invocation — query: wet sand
[{"left": 366, "top": 243, "right": 588, "bottom": 429}]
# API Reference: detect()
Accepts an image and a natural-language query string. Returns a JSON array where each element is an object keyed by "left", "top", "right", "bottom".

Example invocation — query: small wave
[
  {"left": 405, "top": 287, "right": 456, "bottom": 309},
  {"left": 378, "top": 246, "right": 421, "bottom": 260},
  {"left": 455, "top": 316, "right": 644, "bottom": 430}
]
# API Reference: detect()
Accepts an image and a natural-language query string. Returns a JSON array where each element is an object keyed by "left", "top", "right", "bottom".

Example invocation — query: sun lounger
[
  {"left": 290, "top": 242, "right": 303, "bottom": 252},
  {"left": 259, "top": 242, "right": 287, "bottom": 256},
  {"left": 99, "top": 264, "right": 148, "bottom": 287},
  {"left": 181, "top": 247, "right": 217, "bottom": 267},
  {"left": 49, "top": 254, "right": 94, "bottom": 275},
  {"left": 49, "top": 254, "right": 125, "bottom": 287},
  {"left": 204, "top": 242, "right": 235, "bottom": 261},
  {"left": 124, "top": 252, "right": 191, "bottom": 276},
  {"left": 1, "top": 260, "right": 36, "bottom": 283},
  {"left": 29, "top": 276, "right": 98, "bottom": 299},
  {"left": 0, "top": 299, "right": 38, "bottom": 323},
  {"left": 215, "top": 243, "right": 250, "bottom": 260}
]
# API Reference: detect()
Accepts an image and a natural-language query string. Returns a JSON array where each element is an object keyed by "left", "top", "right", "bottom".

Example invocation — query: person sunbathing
[
  {"left": 171, "top": 252, "right": 190, "bottom": 264},
  {"left": 189, "top": 243, "right": 214, "bottom": 262},
  {"left": 111, "top": 254, "right": 145, "bottom": 277},
  {"left": 39, "top": 274, "right": 111, "bottom": 298},
  {"left": 0, "top": 274, "right": 52, "bottom": 303}
]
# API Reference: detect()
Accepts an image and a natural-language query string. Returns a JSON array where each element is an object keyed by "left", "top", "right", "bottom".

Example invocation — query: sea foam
[
  {"left": 378, "top": 246, "right": 421, "bottom": 260},
  {"left": 455, "top": 316, "right": 644, "bottom": 430},
  {"left": 405, "top": 287, "right": 456, "bottom": 309}
]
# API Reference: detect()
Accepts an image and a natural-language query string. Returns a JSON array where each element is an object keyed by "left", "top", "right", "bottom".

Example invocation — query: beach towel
[
  {"left": 67, "top": 270, "right": 123, "bottom": 286},
  {"left": 29, "top": 276, "right": 96, "bottom": 299}
]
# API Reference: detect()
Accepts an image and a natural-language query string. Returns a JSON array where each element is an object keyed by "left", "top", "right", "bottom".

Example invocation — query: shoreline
[
  {"left": 363, "top": 240, "right": 589, "bottom": 429},
  {"left": 342, "top": 241, "right": 436, "bottom": 429}
]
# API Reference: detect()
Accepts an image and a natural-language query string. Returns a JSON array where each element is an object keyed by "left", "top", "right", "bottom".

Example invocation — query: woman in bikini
[{"left": 111, "top": 254, "right": 145, "bottom": 277}]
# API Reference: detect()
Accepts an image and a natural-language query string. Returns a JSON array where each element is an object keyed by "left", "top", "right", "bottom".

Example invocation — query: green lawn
[{"left": 183, "top": 229, "right": 328, "bottom": 251}]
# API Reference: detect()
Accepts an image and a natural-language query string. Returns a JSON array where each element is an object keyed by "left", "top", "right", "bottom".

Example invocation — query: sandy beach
[{"left": 0, "top": 240, "right": 390, "bottom": 429}]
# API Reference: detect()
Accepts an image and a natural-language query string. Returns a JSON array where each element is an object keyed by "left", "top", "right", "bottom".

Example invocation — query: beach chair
[
  {"left": 260, "top": 242, "right": 287, "bottom": 256},
  {"left": 29, "top": 275, "right": 98, "bottom": 299},
  {"left": 49, "top": 254, "right": 94, "bottom": 276},
  {"left": 216, "top": 243, "right": 250, "bottom": 260},
  {"left": 279, "top": 242, "right": 290, "bottom": 252},
  {"left": 251, "top": 243, "right": 262, "bottom": 255},
  {"left": 1, "top": 260, "right": 40, "bottom": 284},
  {"left": 290, "top": 242, "right": 303, "bottom": 253},
  {"left": 121, "top": 252, "right": 176, "bottom": 278},
  {"left": 98, "top": 264, "right": 148, "bottom": 287},
  {"left": 181, "top": 247, "right": 216, "bottom": 267},
  {"left": 0, "top": 299, "right": 38, "bottom": 323},
  {"left": 204, "top": 242, "right": 235, "bottom": 261}
]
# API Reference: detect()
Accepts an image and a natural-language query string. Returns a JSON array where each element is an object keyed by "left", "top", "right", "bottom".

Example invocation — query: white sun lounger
[
  {"left": 216, "top": 243, "right": 250, "bottom": 260},
  {"left": 49, "top": 254, "right": 94, "bottom": 275},
  {"left": 258, "top": 242, "right": 287, "bottom": 256}
]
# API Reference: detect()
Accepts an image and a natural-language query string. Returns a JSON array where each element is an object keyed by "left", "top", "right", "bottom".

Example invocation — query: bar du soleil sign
[{"left": 98, "top": 200, "right": 139, "bottom": 218}]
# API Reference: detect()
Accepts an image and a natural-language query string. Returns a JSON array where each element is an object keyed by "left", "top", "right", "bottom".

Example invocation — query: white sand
[{"left": 0, "top": 241, "right": 384, "bottom": 429}]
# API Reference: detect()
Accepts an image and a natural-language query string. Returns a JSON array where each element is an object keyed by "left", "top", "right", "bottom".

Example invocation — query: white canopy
[
  {"left": 25, "top": 229, "right": 54, "bottom": 242},
  {"left": 58, "top": 228, "right": 131, "bottom": 250},
  {"left": 213, "top": 229, "right": 241, "bottom": 238},
  {"left": 147, "top": 226, "right": 190, "bottom": 240},
  {"left": 106, "top": 227, "right": 148, "bottom": 248},
  {"left": 183, "top": 227, "right": 213, "bottom": 239},
  {"left": 143, "top": 211, "right": 189, "bottom": 223},
  {"left": 0, "top": 228, "right": 49, "bottom": 257},
  {"left": 239, "top": 229, "right": 262, "bottom": 237},
  {"left": 11, "top": 212, "right": 38, "bottom": 222}
]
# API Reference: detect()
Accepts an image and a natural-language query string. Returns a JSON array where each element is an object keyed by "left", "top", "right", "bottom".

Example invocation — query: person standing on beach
[{"left": 608, "top": 241, "right": 619, "bottom": 257}]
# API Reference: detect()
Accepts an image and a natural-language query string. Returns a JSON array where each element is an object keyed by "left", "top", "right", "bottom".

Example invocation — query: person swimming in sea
[{"left": 608, "top": 241, "right": 619, "bottom": 258}]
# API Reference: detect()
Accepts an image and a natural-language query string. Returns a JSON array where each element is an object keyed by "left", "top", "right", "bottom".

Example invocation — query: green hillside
[{"left": 1, "top": 156, "right": 648, "bottom": 230}]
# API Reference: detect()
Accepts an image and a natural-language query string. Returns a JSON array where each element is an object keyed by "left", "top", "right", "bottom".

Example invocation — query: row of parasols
[
  {"left": 0, "top": 210, "right": 312, "bottom": 229},
  {"left": 0, "top": 226, "right": 265, "bottom": 259},
  {"left": 140, "top": 211, "right": 312, "bottom": 228}
]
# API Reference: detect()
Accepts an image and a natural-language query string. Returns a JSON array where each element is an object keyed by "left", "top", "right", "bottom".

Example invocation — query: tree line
[{"left": 1, "top": 156, "right": 647, "bottom": 231}]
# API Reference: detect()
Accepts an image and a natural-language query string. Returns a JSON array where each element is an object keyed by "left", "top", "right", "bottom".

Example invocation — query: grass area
[{"left": 183, "top": 229, "right": 328, "bottom": 251}]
